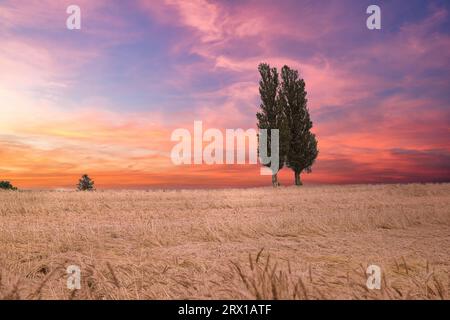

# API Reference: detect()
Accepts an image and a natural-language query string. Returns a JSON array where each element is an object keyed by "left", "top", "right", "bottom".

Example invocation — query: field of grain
[{"left": 0, "top": 183, "right": 449, "bottom": 300}]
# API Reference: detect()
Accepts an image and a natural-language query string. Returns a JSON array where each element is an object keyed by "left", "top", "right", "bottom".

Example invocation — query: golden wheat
[{"left": 0, "top": 183, "right": 449, "bottom": 299}]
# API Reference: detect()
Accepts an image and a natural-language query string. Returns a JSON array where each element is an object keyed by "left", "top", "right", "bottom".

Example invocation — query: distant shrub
[
  {"left": 0, "top": 181, "right": 18, "bottom": 191},
  {"left": 77, "top": 174, "right": 95, "bottom": 191}
]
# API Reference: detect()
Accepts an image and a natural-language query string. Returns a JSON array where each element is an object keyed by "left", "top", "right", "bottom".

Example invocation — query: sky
[{"left": 0, "top": 0, "right": 449, "bottom": 189}]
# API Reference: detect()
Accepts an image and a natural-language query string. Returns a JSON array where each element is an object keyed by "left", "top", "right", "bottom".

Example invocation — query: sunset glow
[{"left": 1, "top": 0, "right": 449, "bottom": 188}]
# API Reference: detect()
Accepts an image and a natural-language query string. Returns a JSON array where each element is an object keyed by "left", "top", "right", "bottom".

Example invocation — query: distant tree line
[
  {"left": 0, "top": 181, "right": 17, "bottom": 191},
  {"left": 257, "top": 63, "right": 319, "bottom": 187},
  {"left": 0, "top": 175, "right": 96, "bottom": 191}
]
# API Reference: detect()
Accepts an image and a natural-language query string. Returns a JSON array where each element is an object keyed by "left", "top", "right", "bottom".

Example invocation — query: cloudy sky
[{"left": 1, "top": 0, "right": 449, "bottom": 188}]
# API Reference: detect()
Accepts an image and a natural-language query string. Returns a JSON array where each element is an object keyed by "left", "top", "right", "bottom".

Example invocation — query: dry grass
[{"left": 0, "top": 183, "right": 449, "bottom": 300}]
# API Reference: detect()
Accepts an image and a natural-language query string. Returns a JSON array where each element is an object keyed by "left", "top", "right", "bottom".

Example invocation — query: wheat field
[{"left": 0, "top": 183, "right": 449, "bottom": 300}]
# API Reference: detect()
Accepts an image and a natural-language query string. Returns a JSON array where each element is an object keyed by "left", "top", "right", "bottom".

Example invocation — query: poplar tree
[
  {"left": 256, "top": 63, "right": 289, "bottom": 186},
  {"left": 279, "top": 65, "right": 318, "bottom": 186}
]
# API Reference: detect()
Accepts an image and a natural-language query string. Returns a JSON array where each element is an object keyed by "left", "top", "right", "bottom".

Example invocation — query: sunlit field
[{"left": 0, "top": 183, "right": 449, "bottom": 300}]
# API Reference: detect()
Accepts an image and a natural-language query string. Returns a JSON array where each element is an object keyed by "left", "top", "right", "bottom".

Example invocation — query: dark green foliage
[
  {"left": 279, "top": 65, "right": 319, "bottom": 185},
  {"left": 77, "top": 174, "right": 95, "bottom": 191},
  {"left": 256, "top": 63, "right": 319, "bottom": 186},
  {"left": 0, "top": 181, "right": 17, "bottom": 191},
  {"left": 256, "top": 63, "right": 289, "bottom": 186}
]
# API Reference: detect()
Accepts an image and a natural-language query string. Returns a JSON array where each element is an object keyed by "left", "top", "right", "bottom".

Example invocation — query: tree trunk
[
  {"left": 294, "top": 171, "right": 302, "bottom": 186},
  {"left": 272, "top": 173, "right": 279, "bottom": 187}
]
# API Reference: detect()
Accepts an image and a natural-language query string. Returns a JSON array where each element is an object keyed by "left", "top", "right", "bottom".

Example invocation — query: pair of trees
[{"left": 257, "top": 63, "right": 319, "bottom": 187}]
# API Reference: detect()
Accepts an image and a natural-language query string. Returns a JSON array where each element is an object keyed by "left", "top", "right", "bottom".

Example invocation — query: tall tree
[
  {"left": 256, "top": 63, "right": 289, "bottom": 186},
  {"left": 280, "top": 65, "right": 318, "bottom": 185}
]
